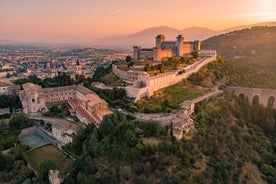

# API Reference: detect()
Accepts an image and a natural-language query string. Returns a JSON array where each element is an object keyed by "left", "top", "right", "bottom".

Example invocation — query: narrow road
[{"left": 133, "top": 87, "right": 223, "bottom": 125}]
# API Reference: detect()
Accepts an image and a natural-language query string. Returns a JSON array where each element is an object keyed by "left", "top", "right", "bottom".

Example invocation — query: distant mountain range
[
  {"left": 95, "top": 21, "right": 276, "bottom": 47},
  {"left": 1, "top": 21, "right": 276, "bottom": 48}
]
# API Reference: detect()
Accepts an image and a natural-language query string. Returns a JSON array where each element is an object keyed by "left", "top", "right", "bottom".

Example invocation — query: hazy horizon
[{"left": 1, "top": 0, "right": 276, "bottom": 43}]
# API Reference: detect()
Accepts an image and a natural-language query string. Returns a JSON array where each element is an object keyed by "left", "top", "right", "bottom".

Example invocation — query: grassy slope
[
  {"left": 137, "top": 82, "right": 210, "bottom": 113},
  {"left": 26, "top": 145, "right": 73, "bottom": 176}
]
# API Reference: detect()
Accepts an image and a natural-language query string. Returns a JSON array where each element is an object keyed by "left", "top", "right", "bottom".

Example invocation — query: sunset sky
[{"left": 0, "top": 0, "right": 275, "bottom": 42}]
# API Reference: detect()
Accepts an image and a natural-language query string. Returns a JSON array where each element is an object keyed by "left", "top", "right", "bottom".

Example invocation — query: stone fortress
[
  {"left": 133, "top": 34, "right": 200, "bottom": 61},
  {"left": 19, "top": 83, "right": 112, "bottom": 126},
  {"left": 113, "top": 34, "right": 217, "bottom": 102}
]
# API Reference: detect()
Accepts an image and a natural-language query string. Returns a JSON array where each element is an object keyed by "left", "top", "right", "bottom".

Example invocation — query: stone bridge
[{"left": 226, "top": 87, "right": 276, "bottom": 108}]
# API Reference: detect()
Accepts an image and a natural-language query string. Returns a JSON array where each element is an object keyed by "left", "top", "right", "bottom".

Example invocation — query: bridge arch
[
  {"left": 267, "top": 96, "right": 275, "bottom": 109},
  {"left": 252, "top": 95, "right": 260, "bottom": 106},
  {"left": 238, "top": 94, "right": 245, "bottom": 100},
  {"left": 226, "top": 87, "right": 276, "bottom": 109}
]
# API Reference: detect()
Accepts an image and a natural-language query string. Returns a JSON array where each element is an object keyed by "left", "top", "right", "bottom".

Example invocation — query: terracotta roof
[{"left": 82, "top": 93, "right": 107, "bottom": 106}]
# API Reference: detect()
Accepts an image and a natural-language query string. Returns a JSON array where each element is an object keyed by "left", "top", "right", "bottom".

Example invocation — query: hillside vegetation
[
  {"left": 61, "top": 93, "right": 276, "bottom": 184},
  {"left": 137, "top": 56, "right": 276, "bottom": 113},
  {"left": 202, "top": 26, "right": 276, "bottom": 73}
]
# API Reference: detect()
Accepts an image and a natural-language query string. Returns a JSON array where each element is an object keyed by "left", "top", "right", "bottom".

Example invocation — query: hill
[
  {"left": 97, "top": 26, "right": 216, "bottom": 47},
  {"left": 95, "top": 22, "right": 276, "bottom": 47},
  {"left": 202, "top": 26, "right": 276, "bottom": 73},
  {"left": 217, "top": 21, "right": 276, "bottom": 35},
  {"left": 61, "top": 94, "right": 276, "bottom": 184}
]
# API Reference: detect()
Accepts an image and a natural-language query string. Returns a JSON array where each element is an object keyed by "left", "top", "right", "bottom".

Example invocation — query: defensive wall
[
  {"left": 124, "top": 55, "right": 216, "bottom": 102},
  {"left": 112, "top": 65, "right": 129, "bottom": 80},
  {"left": 225, "top": 86, "right": 276, "bottom": 108}
]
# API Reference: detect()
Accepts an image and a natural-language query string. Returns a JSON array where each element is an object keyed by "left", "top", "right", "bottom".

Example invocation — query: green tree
[
  {"left": 8, "top": 113, "right": 31, "bottom": 131},
  {"left": 126, "top": 55, "right": 132, "bottom": 62},
  {"left": 99, "top": 117, "right": 114, "bottom": 138},
  {"left": 191, "top": 51, "right": 198, "bottom": 58},
  {"left": 39, "top": 160, "right": 56, "bottom": 180},
  {"left": 119, "top": 165, "right": 131, "bottom": 180}
]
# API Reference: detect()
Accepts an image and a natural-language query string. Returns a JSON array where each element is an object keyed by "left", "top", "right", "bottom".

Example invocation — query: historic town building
[{"left": 19, "top": 83, "right": 112, "bottom": 126}]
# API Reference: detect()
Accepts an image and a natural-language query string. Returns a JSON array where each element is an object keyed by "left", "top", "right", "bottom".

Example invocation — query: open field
[
  {"left": 26, "top": 144, "right": 74, "bottom": 177},
  {"left": 137, "top": 82, "right": 210, "bottom": 113}
]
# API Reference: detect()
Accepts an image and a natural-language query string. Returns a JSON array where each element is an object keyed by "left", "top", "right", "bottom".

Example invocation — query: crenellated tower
[
  {"left": 155, "top": 34, "right": 165, "bottom": 48},
  {"left": 176, "top": 34, "right": 184, "bottom": 56}
]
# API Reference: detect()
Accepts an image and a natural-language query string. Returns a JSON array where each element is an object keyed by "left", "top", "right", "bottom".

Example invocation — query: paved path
[
  {"left": 133, "top": 87, "right": 223, "bottom": 125},
  {"left": 181, "top": 87, "right": 223, "bottom": 107}
]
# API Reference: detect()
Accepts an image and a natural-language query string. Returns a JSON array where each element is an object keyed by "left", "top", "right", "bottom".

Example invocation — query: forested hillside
[
  {"left": 62, "top": 94, "right": 276, "bottom": 184},
  {"left": 202, "top": 26, "right": 276, "bottom": 73}
]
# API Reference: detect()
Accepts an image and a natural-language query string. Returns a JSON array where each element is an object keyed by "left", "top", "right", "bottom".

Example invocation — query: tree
[
  {"left": 191, "top": 51, "right": 198, "bottom": 58},
  {"left": 39, "top": 160, "right": 56, "bottom": 180},
  {"left": 126, "top": 55, "right": 132, "bottom": 62},
  {"left": 9, "top": 113, "right": 31, "bottom": 131},
  {"left": 120, "top": 165, "right": 131, "bottom": 180},
  {"left": 99, "top": 117, "right": 114, "bottom": 137}
]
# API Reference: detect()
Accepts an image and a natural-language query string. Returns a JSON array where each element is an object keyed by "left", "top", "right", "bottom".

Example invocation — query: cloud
[
  {"left": 229, "top": 12, "right": 276, "bottom": 18},
  {"left": 176, "top": 0, "right": 188, "bottom": 3},
  {"left": 110, "top": 10, "right": 121, "bottom": 15}
]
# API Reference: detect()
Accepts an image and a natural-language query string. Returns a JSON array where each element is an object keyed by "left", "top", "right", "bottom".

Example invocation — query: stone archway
[
  {"left": 267, "top": 96, "right": 275, "bottom": 109},
  {"left": 252, "top": 95, "right": 260, "bottom": 106},
  {"left": 238, "top": 94, "right": 245, "bottom": 100}
]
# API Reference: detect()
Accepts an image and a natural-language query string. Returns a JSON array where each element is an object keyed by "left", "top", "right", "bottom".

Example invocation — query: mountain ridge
[
  {"left": 96, "top": 21, "right": 276, "bottom": 47},
  {"left": 1, "top": 21, "right": 276, "bottom": 47}
]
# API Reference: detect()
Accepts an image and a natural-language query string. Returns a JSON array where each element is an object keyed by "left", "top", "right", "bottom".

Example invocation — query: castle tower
[
  {"left": 75, "top": 59, "right": 82, "bottom": 75},
  {"left": 133, "top": 46, "right": 141, "bottom": 60},
  {"left": 155, "top": 34, "right": 165, "bottom": 48},
  {"left": 176, "top": 35, "right": 184, "bottom": 56},
  {"left": 194, "top": 40, "right": 201, "bottom": 52}
]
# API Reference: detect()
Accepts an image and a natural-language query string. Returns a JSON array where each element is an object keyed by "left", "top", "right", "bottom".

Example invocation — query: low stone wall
[
  {"left": 112, "top": 64, "right": 128, "bottom": 80},
  {"left": 125, "top": 86, "right": 149, "bottom": 102}
]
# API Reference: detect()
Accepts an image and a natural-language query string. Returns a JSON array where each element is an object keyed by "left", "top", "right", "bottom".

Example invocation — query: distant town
[{"left": 0, "top": 45, "right": 129, "bottom": 80}]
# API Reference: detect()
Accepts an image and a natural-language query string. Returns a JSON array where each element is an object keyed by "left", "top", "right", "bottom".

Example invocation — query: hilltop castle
[{"left": 133, "top": 34, "right": 201, "bottom": 61}]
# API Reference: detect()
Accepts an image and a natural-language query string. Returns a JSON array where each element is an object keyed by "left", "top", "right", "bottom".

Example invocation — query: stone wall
[
  {"left": 112, "top": 65, "right": 129, "bottom": 80},
  {"left": 125, "top": 86, "right": 149, "bottom": 102},
  {"left": 126, "top": 55, "right": 216, "bottom": 101},
  {"left": 183, "top": 42, "right": 194, "bottom": 54},
  {"left": 44, "top": 88, "right": 76, "bottom": 104},
  {"left": 154, "top": 48, "right": 173, "bottom": 61},
  {"left": 139, "top": 50, "right": 154, "bottom": 60}
]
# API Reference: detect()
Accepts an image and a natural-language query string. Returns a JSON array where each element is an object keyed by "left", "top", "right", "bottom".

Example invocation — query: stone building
[
  {"left": 0, "top": 80, "right": 20, "bottom": 95},
  {"left": 171, "top": 111, "right": 195, "bottom": 140},
  {"left": 133, "top": 34, "right": 200, "bottom": 61},
  {"left": 19, "top": 83, "right": 112, "bottom": 125},
  {"left": 52, "top": 122, "right": 79, "bottom": 144},
  {"left": 68, "top": 93, "right": 113, "bottom": 126},
  {"left": 75, "top": 60, "right": 83, "bottom": 75}
]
